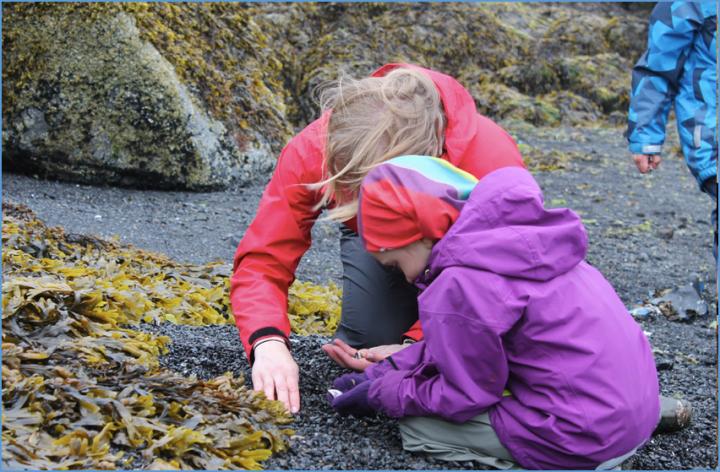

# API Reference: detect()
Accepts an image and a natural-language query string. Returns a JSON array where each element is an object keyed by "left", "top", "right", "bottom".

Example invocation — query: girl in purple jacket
[{"left": 328, "top": 155, "right": 661, "bottom": 469}]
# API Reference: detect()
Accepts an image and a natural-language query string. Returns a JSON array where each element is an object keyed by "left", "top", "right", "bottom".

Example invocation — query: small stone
[
  {"left": 630, "top": 306, "right": 659, "bottom": 319},
  {"left": 650, "top": 284, "right": 709, "bottom": 320},
  {"left": 656, "top": 227, "right": 674, "bottom": 240}
]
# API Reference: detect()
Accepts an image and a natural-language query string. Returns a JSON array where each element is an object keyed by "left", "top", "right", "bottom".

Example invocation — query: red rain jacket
[{"left": 231, "top": 63, "right": 525, "bottom": 359}]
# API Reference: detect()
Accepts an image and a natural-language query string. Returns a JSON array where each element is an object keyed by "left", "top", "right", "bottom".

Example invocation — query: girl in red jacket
[{"left": 231, "top": 64, "right": 524, "bottom": 413}]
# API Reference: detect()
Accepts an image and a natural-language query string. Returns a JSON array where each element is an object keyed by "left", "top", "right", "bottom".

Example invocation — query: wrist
[
  {"left": 250, "top": 335, "right": 290, "bottom": 365},
  {"left": 254, "top": 336, "right": 287, "bottom": 351}
]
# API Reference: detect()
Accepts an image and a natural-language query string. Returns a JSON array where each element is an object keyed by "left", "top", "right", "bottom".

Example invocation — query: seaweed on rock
[{"left": 3, "top": 3, "right": 649, "bottom": 189}]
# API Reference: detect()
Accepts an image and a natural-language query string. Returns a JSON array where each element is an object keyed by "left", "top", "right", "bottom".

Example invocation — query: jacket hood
[{"left": 425, "top": 167, "right": 588, "bottom": 282}]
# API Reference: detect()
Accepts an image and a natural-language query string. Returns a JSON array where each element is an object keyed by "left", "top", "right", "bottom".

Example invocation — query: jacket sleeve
[
  {"left": 626, "top": 1, "right": 703, "bottom": 155},
  {"left": 367, "top": 270, "right": 522, "bottom": 422},
  {"left": 230, "top": 120, "right": 325, "bottom": 361},
  {"left": 365, "top": 338, "right": 430, "bottom": 381}
]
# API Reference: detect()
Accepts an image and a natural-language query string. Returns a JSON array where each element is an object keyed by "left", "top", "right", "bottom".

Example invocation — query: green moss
[
  {"left": 3, "top": 3, "right": 292, "bottom": 155},
  {"left": 497, "top": 62, "right": 560, "bottom": 95},
  {"left": 472, "top": 82, "right": 561, "bottom": 127},
  {"left": 249, "top": 2, "right": 534, "bottom": 126},
  {"left": 554, "top": 54, "right": 631, "bottom": 114},
  {"left": 541, "top": 91, "right": 603, "bottom": 126},
  {"left": 542, "top": 12, "right": 610, "bottom": 56},
  {"left": 602, "top": 15, "right": 649, "bottom": 61},
  {"left": 605, "top": 219, "right": 653, "bottom": 238},
  {"left": 121, "top": 3, "right": 291, "bottom": 151},
  {"left": 519, "top": 145, "right": 587, "bottom": 172}
]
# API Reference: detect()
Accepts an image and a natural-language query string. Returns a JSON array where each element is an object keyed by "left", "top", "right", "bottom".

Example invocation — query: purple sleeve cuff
[
  {"left": 365, "top": 359, "right": 395, "bottom": 380},
  {"left": 367, "top": 369, "right": 408, "bottom": 418}
]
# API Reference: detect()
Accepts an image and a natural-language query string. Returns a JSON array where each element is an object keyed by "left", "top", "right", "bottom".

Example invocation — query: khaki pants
[
  {"left": 399, "top": 413, "right": 518, "bottom": 469},
  {"left": 399, "top": 413, "right": 639, "bottom": 470}
]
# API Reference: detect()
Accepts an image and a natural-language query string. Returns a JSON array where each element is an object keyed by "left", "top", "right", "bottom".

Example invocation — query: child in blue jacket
[{"left": 627, "top": 1, "right": 717, "bottom": 258}]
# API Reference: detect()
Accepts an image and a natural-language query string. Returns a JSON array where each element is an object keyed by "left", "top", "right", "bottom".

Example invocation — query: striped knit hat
[{"left": 358, "top": 155, "right": 478, "bottom": 252}]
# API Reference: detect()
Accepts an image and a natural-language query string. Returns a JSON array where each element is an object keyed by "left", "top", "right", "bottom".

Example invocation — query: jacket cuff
[
  {"left": 628, "top": 142, "right": 663, "bottom": 154},
  {"left": 248, "top": 327, "right": 291, "bottom": 365},
  {"left": 365, "top": 355, "right": 399, "bottom": 380},
  {"left": 367, "top": 369, "right": 407, "bottom": 418}
]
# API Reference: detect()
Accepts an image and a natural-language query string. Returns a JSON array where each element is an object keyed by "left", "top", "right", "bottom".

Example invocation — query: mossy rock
[
  {"left": 602, "top": 16, "right": 649, "bottom": 62},
  {"left": 471, "top": 84, "right": 602, "bottom": 128},
  {"left": 266, "top": 2, "right": 645, "bottom": 128},
  {"left": 251, "top": 3, "right": 532, "bottom": 127},
  {"left": 2, "top": 4, "right": 286, "bottom": 190},
  {"left": 3, "top": 2, "right": 652, "bottom": 186},
  {"left": 541, "top": 91, "right": 603, "bottom": 126},
  {"left": 497, "top": 62, "right": 560, "bottom": 96},
  {"left": 471, "top": 82, "right": 561, "bottom": 127},
  {"left": 539, "top": 12, "right": 612, "bottom": 57},
  {"left": 554, "top": 53, "right": 631, "bottom": 114}
]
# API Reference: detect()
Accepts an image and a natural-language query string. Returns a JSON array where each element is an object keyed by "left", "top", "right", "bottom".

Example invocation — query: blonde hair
[{"left": 311, "top": 68, "right": 447, "bottom": 222}]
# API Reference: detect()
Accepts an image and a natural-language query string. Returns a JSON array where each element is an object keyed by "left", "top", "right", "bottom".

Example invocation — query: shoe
[{"left": 654, "top": 396, "right": 692, "bottom": 434}]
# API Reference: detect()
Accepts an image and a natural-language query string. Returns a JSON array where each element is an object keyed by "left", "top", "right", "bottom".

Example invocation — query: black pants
[{"left": 334, "top": 227, "right": 419, "bottom": 348}]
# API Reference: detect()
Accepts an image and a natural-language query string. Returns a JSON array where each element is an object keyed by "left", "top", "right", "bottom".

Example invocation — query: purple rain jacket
[{"left": 364, "top": 167, "right": 660, "bottom": 469}]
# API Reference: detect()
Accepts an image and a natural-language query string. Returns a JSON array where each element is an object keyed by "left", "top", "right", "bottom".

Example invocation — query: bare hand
[
  {"left": 633, "top": 154, "right": 662, "bottom": 173},
  {"left": 363, "top": 343, "right": 407, "bottom": 361},
  {"left": 251, "top": 340, "right": 300, "bottom": 413},
  {"left": 322, "top": 338, "right": 407, "bottom": 371}
]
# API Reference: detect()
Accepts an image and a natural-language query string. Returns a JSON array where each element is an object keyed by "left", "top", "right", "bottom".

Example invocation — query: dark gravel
[
  {"left": 0, "top": 172, "right": 342, "bottom": 285},
  {"left": 2, "top": 123, "right": 717, "bottom": 469},
  {"left": 136, "top": 324, "right": 477, "bottom": 470}
]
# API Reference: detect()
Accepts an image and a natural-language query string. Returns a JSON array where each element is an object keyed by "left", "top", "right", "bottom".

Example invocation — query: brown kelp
[
  {"left": 2, "top": 202, "right": 341, "bottom": 468},
  {"left": 2, "top": 203, "right": 341, "bottom": 334}
]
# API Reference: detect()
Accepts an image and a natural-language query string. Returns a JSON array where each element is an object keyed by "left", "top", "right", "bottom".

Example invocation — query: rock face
[
  {"left": 251, "top": 2, "right": 649, "bottom": 129},
  {"left": 2, "top": 5, "right": 279, "bottom": 190},
  {"left": 2, "top": 3, "right": 650, "bottom": 190}
]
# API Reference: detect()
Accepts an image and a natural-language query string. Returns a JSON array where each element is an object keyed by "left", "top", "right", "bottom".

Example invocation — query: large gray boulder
[{"left": 3, "top": 8, "right": 274, "bottom": 190}]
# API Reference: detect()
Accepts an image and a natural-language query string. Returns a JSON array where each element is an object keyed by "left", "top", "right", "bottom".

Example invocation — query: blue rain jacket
[{"left": 627, "top": 1, "right": 717, "bottom": 186}]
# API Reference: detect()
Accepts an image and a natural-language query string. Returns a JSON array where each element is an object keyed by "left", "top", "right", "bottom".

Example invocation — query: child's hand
[
  {"left": 322, "top": 338, "right": 407, "bottom": 371},
  {"left": 322, "top": 339, "right": 373, "bottom": 371},
  {"left": 364, "top": 343, "right": 407, "bottom": 362},
  {"left": 332, "top": 371, "right": 369, "bottom": 392},
  {"left": 633, "top": 153, "right": 662, "bottom": 173},
  {"left": 329, "top": 380, "right": 376, "bottom": 417}
]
